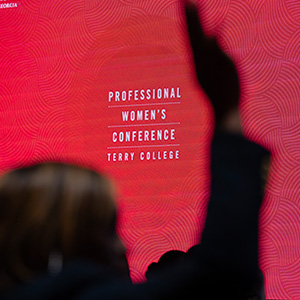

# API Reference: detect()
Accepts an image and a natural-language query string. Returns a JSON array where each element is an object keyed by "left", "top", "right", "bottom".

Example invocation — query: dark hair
[{"left": 0, "top": 163, "right": 120, "bottom": 291}]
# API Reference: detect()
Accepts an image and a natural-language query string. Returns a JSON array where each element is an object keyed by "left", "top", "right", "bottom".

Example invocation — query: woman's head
[{"left": 0, "top": 163, "right": 127, "bottom": 290}]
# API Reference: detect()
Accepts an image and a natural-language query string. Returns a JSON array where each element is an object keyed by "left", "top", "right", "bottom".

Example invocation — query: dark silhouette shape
[
  {"left": 0, "top": 163, "right": 130, "bottom": 295},
  {"left": 184, "top": 0, "right": 240, "bottom": 127},
  {"left": 145, "top": 250, "right": 185, "bottom": 280}
]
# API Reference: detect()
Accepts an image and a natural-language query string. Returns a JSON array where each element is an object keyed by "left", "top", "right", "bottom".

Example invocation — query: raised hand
[{"left": 184, "top": 0, "right": 240, "bottom": 128}]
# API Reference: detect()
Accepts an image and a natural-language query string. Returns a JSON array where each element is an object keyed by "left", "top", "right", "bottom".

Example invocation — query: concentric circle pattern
[{"left": 0, "top": 1, "right": 299, "bottom": 298}]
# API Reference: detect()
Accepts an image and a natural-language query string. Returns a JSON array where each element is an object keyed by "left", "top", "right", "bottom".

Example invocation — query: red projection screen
[{"left": 0, "top": 1, "right": 300, "bottom": 298}]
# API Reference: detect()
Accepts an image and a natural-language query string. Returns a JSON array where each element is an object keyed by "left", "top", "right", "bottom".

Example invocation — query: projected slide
[{"left": 0, "top": 1, "right": 299, "bottom": 298}]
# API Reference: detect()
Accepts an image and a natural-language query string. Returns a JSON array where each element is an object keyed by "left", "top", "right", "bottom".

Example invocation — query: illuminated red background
[{"left": 0, "top": 1, "right": 300, "bottom": 298}]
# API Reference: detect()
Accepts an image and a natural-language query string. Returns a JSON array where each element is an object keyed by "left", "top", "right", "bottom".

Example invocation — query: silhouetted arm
[
  {"left": 184, "top": 0, "right": 240, "bottom": 128},
  {"left": 184, "top": 1, "right": 269, "bottom": 298}
]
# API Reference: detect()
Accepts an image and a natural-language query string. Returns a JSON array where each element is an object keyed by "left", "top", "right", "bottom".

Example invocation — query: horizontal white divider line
[
  {"left": 107, "top": 144, "right": 180, "bottom": 150},
  {"left": 108, "top": 122, "right": 180, "bottom": 128},
  {"left": 108, "top": 102, "right": 181, "bottom": 108}
]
